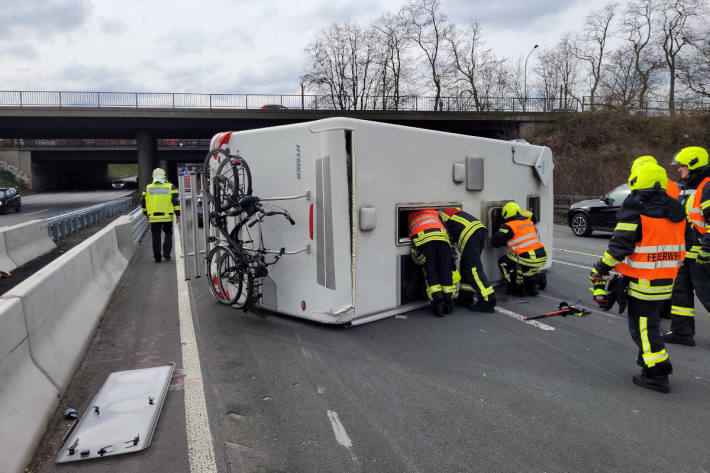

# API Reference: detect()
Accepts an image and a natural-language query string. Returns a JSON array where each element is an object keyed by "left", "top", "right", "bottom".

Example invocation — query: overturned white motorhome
[{"left": 208, "top": 117, "right": 553, "bottom": 325}]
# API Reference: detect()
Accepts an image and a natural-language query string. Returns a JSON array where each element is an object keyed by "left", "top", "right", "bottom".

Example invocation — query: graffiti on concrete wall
[{"left": 0, "top": 161, "right": 30, "bottom": 185}]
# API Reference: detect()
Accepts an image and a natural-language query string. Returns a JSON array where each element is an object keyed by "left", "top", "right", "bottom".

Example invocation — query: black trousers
[
  {"left": 151, "top": 221, "right": 173, "bottom": 259},
  {"left": 418, "top": 240, "right": 453, "bottom": 304},
  {"left": 627, "top": 296, "right": 672, "bottom": 376},
  {"left": 459, "top": 230, "right": 492, "bottom": 301},
  {"left": 669, "top": 259, "right": 710, "bottom": 336}
]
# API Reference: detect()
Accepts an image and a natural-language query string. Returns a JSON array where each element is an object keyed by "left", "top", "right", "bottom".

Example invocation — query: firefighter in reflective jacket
[
  {"left": 590, "top": 162, "right": 685, "bottom": 393},
  {"left": 141, "top": 168, "right": 181, "bottom": 263},
  {"left": 664, "top": 146, "right": 710, "bottom": 346},
  {"left": 439, "top": 208, "right": 496, "bottom": 312},
  {"left": 491, "top": 202, "right": 548, "bottom": 296},
  {"left": 409, "top": 209, "right": 456, "bottom": 317}
]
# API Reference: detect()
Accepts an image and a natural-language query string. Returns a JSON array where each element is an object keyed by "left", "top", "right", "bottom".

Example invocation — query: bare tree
[
  {"left": 533, "top": 48, "right": 562, "bottom": 110},
  {"left": 575, "top": 2, "right": 618, "bottom": 110},
  {"left": 599, "top": 46, "right": 644, "bottom": 107},
  {"left": 555, "top": 34, "right": 583, "bottom": 110},
  {"left": 373, "top": 11, "right": 411, "bottom": 110},
  {"left": 447, "top": 22, "right": 506, "bottom": 111},
  {"left": 404, "top": 0, "right": 453, "bottom": 110},
  {"left": 622, "top": 0, "right": 663, "bottom": 109},
  {"left": 656, "top": 0, "right": 702, "bottom": 113},
  {"left": 303, "top": 22, "right": 381, "bottom": 110},
  {"left": 678, "top": 27, "right": 710, "bottom": 98}
]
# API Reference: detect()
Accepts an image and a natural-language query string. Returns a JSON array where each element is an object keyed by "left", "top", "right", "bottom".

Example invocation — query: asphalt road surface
[
  {"left": 31, "top": 223, "right": 710, "bottom": 473},
  {"left": 0, "top": 190, "right": 135, "bottom": 227}
]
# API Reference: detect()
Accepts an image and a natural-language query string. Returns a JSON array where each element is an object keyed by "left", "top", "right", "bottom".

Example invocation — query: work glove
[
  {"left": 452, "top": 269, "right": 461, "bottom": 285},
  {"left": 697, "top": 247, "right": 710, "bottom": 265},
  {"left": 410, "top": 247, "right": 425, "bottom": 266},
  {"left": 589, "top": 268, "right": 609, "bottom": 309}
]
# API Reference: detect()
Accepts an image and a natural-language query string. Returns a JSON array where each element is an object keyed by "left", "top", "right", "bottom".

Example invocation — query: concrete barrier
[
  {"left": 0, "top": 215, "right": 143, "bottom": 473},
  {"left": 0, "top": 232, "right": 15, "bottom": 272},
  {"left": 0, "top": 298, "right": 59, "bottom": 473},
  {"left": 2, "top": 219, "right": 56, "bottom": 269}
]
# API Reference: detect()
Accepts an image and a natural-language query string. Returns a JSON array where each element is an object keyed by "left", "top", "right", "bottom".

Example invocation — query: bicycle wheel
[
  {"left": 202, "top": 148, "right": 227, "bottom": 214},
  {"left": 214, "top": 155, "right": 253, "bottom": 213},
  {"left": 206, "top": 245, "right": 243, "bottom": 305}
]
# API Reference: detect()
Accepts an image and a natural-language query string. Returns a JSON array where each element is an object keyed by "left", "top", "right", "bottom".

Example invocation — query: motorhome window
[
  {"left": 396, "top": 205, "right": 461, "bottom": 245},
  {"left": 400, "top": 254, "right": 427, "bottom": 304},
  {"left": 527, "top": 196, "right": 540, "bottom": 224}
]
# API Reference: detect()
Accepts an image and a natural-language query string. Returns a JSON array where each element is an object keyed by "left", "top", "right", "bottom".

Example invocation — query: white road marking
[
  {"left": 327, "top": 410, "right": 359, "bottom": 465},
  {"left": 553, "top": 259, "right": 593, "bottom": 270},
  {"left": 494, "top": 306, "right": 555, "bottom": 331},
  {"left": 175, "top": 228, "right": 218, "bottom": 473},
  {"left": 554, "top": 247, "right": 602, "bottom": 258},
  {"left": 25, "top": 209, "right": 49, "bottom": 215}
]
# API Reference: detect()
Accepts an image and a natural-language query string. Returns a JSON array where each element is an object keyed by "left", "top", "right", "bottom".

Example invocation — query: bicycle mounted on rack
[{"left": 201, "top": 147, "right": 307, "bottom": 312}]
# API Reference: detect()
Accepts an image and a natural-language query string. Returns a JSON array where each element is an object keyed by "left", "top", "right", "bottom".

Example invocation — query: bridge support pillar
[{"left": 137, "top": 131, "right": 157, "bottom": 193}]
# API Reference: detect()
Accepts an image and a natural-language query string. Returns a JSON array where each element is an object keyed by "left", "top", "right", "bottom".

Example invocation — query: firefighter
[
  {"left": 491, "top": 201, "right": 548, "bottom": 296},
  {"left": 664, "top": 146, "right": 710, "bottom": 346},
  {"left": 142, "top": 168, "right": 181, "bottom": 263},
  {"left": 590, "top": 162, "right": 685, "bottom": 393},
  {"left": 409, "top": 208, "right": 456, "bottom": 317},
  {"left": 439, "top": 208, "right": 496, "bottom": 312}
]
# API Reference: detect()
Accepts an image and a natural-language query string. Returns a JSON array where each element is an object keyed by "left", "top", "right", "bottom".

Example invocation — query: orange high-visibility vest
[
  {"left": 408, "top": 209, "right": 444, "bottom": 237},
  {"left": 505, "top": 219, "right": 544, "bottom": 255},
  {"left": 667, "top": 180, "right": 680, "bottom": 199},
  {"left": 615, "top": 215, "right": 685, "bottom": 280},
  {"left": 686, "top": 177, "right": 710, "bottom": 235}
]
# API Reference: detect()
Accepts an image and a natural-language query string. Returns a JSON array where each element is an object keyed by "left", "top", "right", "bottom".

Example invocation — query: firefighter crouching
[
  {"left": 142, "top": 168, "right": 181, "bottom": 263},
  {"left": 491, "top": 202, "right": 548, "bottom": 296},
  {"left": 439, "top": 208, "right": 496, "bottom": 312},
  {"left": 409, "top": 209, "right": 456, "bottom": 317},
  {"left": 590, "top": 162, "right": 685, "bottom": 393},
  {"left": 664, "top": 146, "right": 710, "bottom": 346}
]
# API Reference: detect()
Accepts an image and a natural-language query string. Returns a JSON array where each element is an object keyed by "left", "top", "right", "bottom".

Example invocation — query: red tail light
[{"left": 309, "top": 203, "right": 314, "bottom": 239}]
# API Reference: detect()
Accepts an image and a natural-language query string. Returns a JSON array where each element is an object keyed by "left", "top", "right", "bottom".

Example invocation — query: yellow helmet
[
  {"left": 630, "top": 155, "right": 657, "bottom": 173},
  {"left": 502, "top": 201, "right": 521, "bottom": 219},
  {"left": 628, "top": 162, "right": 668, "bottom": 191},
  {"left": 671, "top": 146, "right": 708, "bottom": 170},
  {"left": 152, "top": 168, "right": 166, "bottom": 183}
]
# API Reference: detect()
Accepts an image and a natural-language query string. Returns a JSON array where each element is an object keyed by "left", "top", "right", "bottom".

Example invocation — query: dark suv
[
  {"left": 0, "top": 187, "right": 21, "bottom": 213},
  {"left": 567, "top": 183, "right": 630, "bottom": 236}
]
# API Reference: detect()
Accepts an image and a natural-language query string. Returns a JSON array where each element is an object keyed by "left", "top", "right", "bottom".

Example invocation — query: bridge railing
[
  {"left": 0, "top": 90, "right": 584, "bottom": 112},
  {"left": 45, "top": 196, "right": 133, "bottom": 241}
]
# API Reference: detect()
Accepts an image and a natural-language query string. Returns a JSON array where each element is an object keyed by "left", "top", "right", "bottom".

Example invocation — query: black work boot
[
  {"left": 524, "top": 278, "right": 539, "bottom": 296},
  {"left": 536, "top": 271, "right": 547, "bottom": 290},
  {"left": 444, "top": 299, "right": 454, "bottom": 315},
  {"left": 431, "top": 302, "right": 445, "bottom": 318},
  {"left": 632, "top": 374, "right": 670, "bottom": 393},
  {"left": 471, "top": 299, "right": 496, "bottom": 313},
  {"left": 663, "top": 331, "right": 695, "bottom": 346}
]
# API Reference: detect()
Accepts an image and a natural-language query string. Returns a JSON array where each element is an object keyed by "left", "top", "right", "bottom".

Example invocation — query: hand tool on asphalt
[{"left": 523, "top": 301, "right": 590, "bottom": 321}]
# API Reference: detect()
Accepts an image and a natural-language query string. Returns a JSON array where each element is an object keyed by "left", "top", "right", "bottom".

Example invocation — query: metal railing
[
  {"left": 128, "top": 206, "right": 149, "bottom": 245},
  {"left": 46, "top": 197, "right": 133, "bottom": 241},
  {"left": 0, "top": 90, "right": 584, "bottom": 112}
]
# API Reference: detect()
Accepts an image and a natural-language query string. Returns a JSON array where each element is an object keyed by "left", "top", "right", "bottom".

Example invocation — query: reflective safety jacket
[
  {"left": 667, "top": 180, "right": 680, "bottom": 199},
  {"left": 491, "top": 215, "right": 548, "bottom": 268},
  {"left": 408, "top": 209, "right": 449, "bottom": 247},
  {"left": 142, "top": 182, "right": 181, "bottom": 223},
  {"left": 613, "top": 215, "right": 685, "bottom": 280},
  {"left": 439, "top": 209, "right": 486, "bottom": 252},
  {"left": 595, "top": 190, "right": 686, "bottom": 301},
  {"left": 685, "top": 177, "right": 710, "bottom": 236}
]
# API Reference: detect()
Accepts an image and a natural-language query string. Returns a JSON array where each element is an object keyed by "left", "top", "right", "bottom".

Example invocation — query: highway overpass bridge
[{"left": 0, "top": 105, "right": 563, "bottom": 191}]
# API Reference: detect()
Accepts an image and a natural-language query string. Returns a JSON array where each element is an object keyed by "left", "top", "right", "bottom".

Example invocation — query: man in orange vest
[
  {"left": 591, "top": 162, "right": 685, "bottom": 393},
  {"left": 491, "top": 201, "right": 548, "bottom": 296},
  {"left": 664, "top": 146, "right": 710, "bottom": 346},
  {"left": 409, "top": 208, "right": 456, "bottom": 317}
]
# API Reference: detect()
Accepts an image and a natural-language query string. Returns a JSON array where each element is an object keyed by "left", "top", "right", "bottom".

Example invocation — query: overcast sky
[{"left": 1, "top": 0, "right": 615, "bottom": 95}]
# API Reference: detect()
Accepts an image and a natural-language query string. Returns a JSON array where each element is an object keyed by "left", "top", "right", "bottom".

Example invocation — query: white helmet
[{"left": 152, "top": 168, "right": 166, "bottom": 183}]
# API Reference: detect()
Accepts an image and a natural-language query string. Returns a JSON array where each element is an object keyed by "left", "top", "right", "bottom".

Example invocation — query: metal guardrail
[
  {"left": 46, "top": 197, "right": 133, "bottom": 241},
  {"left": 128, "top": 206, "right": 149, "bottom": 245}
]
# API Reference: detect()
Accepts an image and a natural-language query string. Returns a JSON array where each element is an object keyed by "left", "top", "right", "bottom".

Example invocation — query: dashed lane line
[
  {"left": 327, "top": 410, "right": 360, "bottom": 466},
  {"left": 175, "top": 228, "right": 218, "bottom": 473},
  {"left": 553, "top": 247, "right": 603, "bottom": 258}
]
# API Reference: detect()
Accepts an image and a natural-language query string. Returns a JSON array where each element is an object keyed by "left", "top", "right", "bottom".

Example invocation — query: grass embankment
[
  {"left": 0, "top": 170, "right": 32, "bottom": 195},
  {"left": 108, "top": 164, "right": 138, "bottom": 180},
  {"left": 521, "top": 111, "right": 710, "bottom": 197}
]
